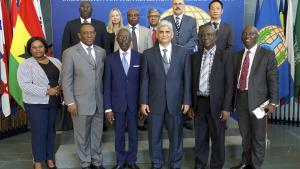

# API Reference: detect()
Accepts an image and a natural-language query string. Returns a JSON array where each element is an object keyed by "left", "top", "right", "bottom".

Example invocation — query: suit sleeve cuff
[{"left": 105, "top": 109, "right": 112, "bottom": 113}]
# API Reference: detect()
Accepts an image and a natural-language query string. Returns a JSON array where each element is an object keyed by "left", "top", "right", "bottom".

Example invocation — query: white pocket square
[{"left": 133, "top": 65, "right": 140, "bottom": 67}]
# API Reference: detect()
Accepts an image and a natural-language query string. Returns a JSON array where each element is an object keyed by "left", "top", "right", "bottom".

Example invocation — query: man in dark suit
[
  {"left": 163, "top": 0, "right": 198, "bottom": 51},
  {"left": 163, "top": 0, "right": 197, "bottom": 130},
  {"left": 104, "top": 28, "right": 141, "bottom": 169},
  {"left": 190, "top": 25, "right": 233, "bottom": 169},
  {"left": 230, "top": 26, "right": 278, "bottom": 169},
  {"left": 140, "top": 20, "right": 191, "bottom": 169},
  {"left": 198, "top": 0, "right": 234, "bottom": 53},
  {"left": 61, "top": 1, "right": 109, "bottom": 54}
]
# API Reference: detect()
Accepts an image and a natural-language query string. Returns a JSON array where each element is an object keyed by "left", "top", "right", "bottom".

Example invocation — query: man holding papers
[{"left": 231, "top": 26, "right": 278, "bottom": 169}]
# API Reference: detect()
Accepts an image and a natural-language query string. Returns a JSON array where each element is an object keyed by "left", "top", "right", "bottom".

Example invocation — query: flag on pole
[
  {"left": 294, "top": 0, "right": 300, "bottom": 100},
  {"left": 285, "top": 0, "right": 295, "bottom": 88},
  {"left": 279, "top": 0, "right": 286, "bottom": 31},
  {"left": 8, "top": 0, "right": 45, "bottom": 108},
  {"left": 254, "top": 0, "right": 260, "bottom": 26},
  {"left": 256, "top": 0, "right": 291, "bottom": 101},
  {"left": 10, "top": 0, "right": 18, "bottom": 30},
  {"left": 0, "top": 0, "right": 13, "bottom": 117},
  {"left": 33, "top": 0, "right": 46, "bottom": 37}
]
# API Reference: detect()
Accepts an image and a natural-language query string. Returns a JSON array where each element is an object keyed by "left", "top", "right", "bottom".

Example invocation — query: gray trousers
[{"left": 72, "top": 108, "right": 104, "bottom": 168}]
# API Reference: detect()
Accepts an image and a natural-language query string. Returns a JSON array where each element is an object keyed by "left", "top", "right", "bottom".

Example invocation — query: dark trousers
[
  {"left": 114, "top": 108, "right": 138, "bottom": 165},
  {"left": 194, "top": 96, "right": 226, "bottom": 169},
  {"left": 236, "top": 90, "right": 266, "bottom": 169},
  {"left": 25, "top": 103, "right": 58, "bottom": 162},
  {"left": 148, "top": 108, "right": 183, "bottom": 169}
]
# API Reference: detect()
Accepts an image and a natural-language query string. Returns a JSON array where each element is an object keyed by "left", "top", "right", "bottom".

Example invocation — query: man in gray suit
[
  {"left": 62, "top": 23, "right": 106, "bottom": 169},
  {"left": 114, "top": 8, "right": 153, "bottom": 54},
  {"left": 230, "top": 26, "right": 278, "bottom": 169},
  {"left": 140, "top": 20, "right": 191, "bottom": 169},
  {"left": 198, "top": 0, "right": 234, "bottom": 53},
  {"left": 162, "top": 0, "right": 198, "bottom": 51}
]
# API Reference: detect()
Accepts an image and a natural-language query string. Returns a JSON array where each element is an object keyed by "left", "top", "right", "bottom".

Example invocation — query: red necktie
[
  {"left": 152, "top": 29, "right": 156, "bottom": 45},
  {"left": 238, "top": 50, "right": 251, "bottom": 91}
]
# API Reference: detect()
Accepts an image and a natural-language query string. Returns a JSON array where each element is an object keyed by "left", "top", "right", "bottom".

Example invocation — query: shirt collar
[
  {"left": 119, "top": 48, "right": 131, "bottom": 55},
  {"left": 245, "top": 44, "right": 258, "bottom": 54},
  {"left": 80, "top": 42, "right": 94, "bottom": 50},
  {"left": 80, "top": 17, "right": 91, "bottom": 23},
  {"left": 210, "top": 19, "right": 221, "bottom": 25},
  {"left": 204, "top": 45, "right": 216, "bottom": 55},
  {"left": 129, "top": 24, "right": 139, "bottom": 29},
  {"left": 159, "top": 43, "right": 172, "bottom": 52},
  {"left": 150, "top": 26, "right": 157, "bottom": 31},
  {"left": 174, "top": 14, "right": 183, "bottom": 21}
]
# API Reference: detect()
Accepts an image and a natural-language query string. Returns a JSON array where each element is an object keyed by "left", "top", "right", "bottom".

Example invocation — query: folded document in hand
[{"left": 252, "top": 100, "right": 270, "bottom": 119}]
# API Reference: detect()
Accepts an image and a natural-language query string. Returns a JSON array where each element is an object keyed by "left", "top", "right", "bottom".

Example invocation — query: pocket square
[{"left": 133, "top": 65, "right": 140, "bottom": 67}]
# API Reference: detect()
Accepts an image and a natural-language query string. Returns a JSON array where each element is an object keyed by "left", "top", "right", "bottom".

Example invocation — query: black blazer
[
  {"left": 198, "top": 21, "right": 234, "bottom": 54},
  {"left": 232, "top": 45, "right": 279, "bottom": 111},
  {"left": 191, "top": 47, "right": 233, "bottom": 119},
  {"left": 61, "top": 18, "right": 109, "bottom": 54}
]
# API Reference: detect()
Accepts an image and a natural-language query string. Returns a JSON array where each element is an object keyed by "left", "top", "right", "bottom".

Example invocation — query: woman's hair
[
  {"left": 106, "top": 8, "right": 124, "bottom": 33},
  {"left": 26, "top": 36, "right": 49, "bottom": 56}
]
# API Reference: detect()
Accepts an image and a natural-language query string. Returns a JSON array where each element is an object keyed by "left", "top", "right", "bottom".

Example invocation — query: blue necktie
[{"left": 122, "top": 52, "right": 129, "bottom": 75}]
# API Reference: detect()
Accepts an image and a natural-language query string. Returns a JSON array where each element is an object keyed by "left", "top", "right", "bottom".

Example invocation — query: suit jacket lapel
[
  {"left": 249, "top": 46, "right": 261, "bottom": 78},
  {"left": 236, "top": 49, "right": 244, "bottom": 78},
  {"left": 77, "top": 44, "right": 95, "bottom": 66},
  {"left": 168, "top": 45, "right": 178, "bottom": 74},
  {"left": 154, "top": 46, "right": 166, "bottom": 76},
  {"left": 195, "top": 51, "right": 203, "bottom": 85},
  {"left": 115, "top": 51, "right": 127, "bottom": 77}
]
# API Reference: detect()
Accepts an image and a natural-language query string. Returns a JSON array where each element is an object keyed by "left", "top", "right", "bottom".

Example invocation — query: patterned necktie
[
  {"left": 131, "top": 26, "right": 138, "bottom": 51},
  {"left": 175, "top": 16, "right": 180, "bottom": 36},
  {"left": 152, "top": 29, "right": 156, "bottom": 45},
  {"left": 199, "top": 51, "right": 212, "bottom": 95},
  {"left": 238, "top": 50, "right": 251, "bottom": 91},
  {"left": 162, "top": 49, "right": 169, "bottom": 74},
  {"left": 121, "top": 52, "right": 129, "bottom": 75},
  {"left": 86, "top": 47, "right": 95, "bottom": 65},
  {"left": 212, "top": 22, "right": 218, "bottom": 29},
  {"left": 83, "top": 19, "right": 88, "bottom": 23}
]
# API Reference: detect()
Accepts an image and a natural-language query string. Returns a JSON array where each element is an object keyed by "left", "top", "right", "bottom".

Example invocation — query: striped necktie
[{"left": 175, "top": 16, "right": 180, "bottom": 36}]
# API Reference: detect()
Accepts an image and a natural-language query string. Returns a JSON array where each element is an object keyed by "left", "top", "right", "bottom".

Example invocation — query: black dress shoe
[
  {"left": 91, "top": 164, "right": 106, "bottom": 169},
  {"left": 112, "top": 164, "right": 124, "bottom": 169},
  {"left": 128, "top": 164, "right": 140, "bottom": 169},
  {"left": 137, "top": 125, "right": 147, "bottom": 131},
  {"left": 230, "top": 163, "right": 252, "bottom": 169}
]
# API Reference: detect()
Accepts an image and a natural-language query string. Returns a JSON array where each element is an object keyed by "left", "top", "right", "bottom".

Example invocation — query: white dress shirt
[
  {"left": 119, "top": 48, "right": 131, "bottom": 67},
  {"left": 80, "top": 42, "right": 96, "bottom": 61},
  {"left": 173, "top": 14, "right": 183, "bottom": 25},
  {"left": 128, "top": 24, "right": 140, "bottom": 44},
  {"left": 80, "top": 17, "right": 91, "bottom": 23},
  {"left": 159, "top": 43, "right": 172, "bottom": 63},
  {"left": 237, "top": 44, "right": 258, "bottom": 90}
]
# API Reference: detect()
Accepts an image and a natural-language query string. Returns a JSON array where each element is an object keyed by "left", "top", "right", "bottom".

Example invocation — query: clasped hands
[{"left": 46, "top": 86, "right": 61, "bottom": 96}]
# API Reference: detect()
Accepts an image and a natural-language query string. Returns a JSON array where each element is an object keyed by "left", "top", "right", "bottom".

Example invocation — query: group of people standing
[{"left": 16, "top": 0, "right": 278, "bottom": 169}]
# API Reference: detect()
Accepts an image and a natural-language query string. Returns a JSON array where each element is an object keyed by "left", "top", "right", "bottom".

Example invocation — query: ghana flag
[{"left": 9, "top": 0, "right": 45, "bottom": 108}]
